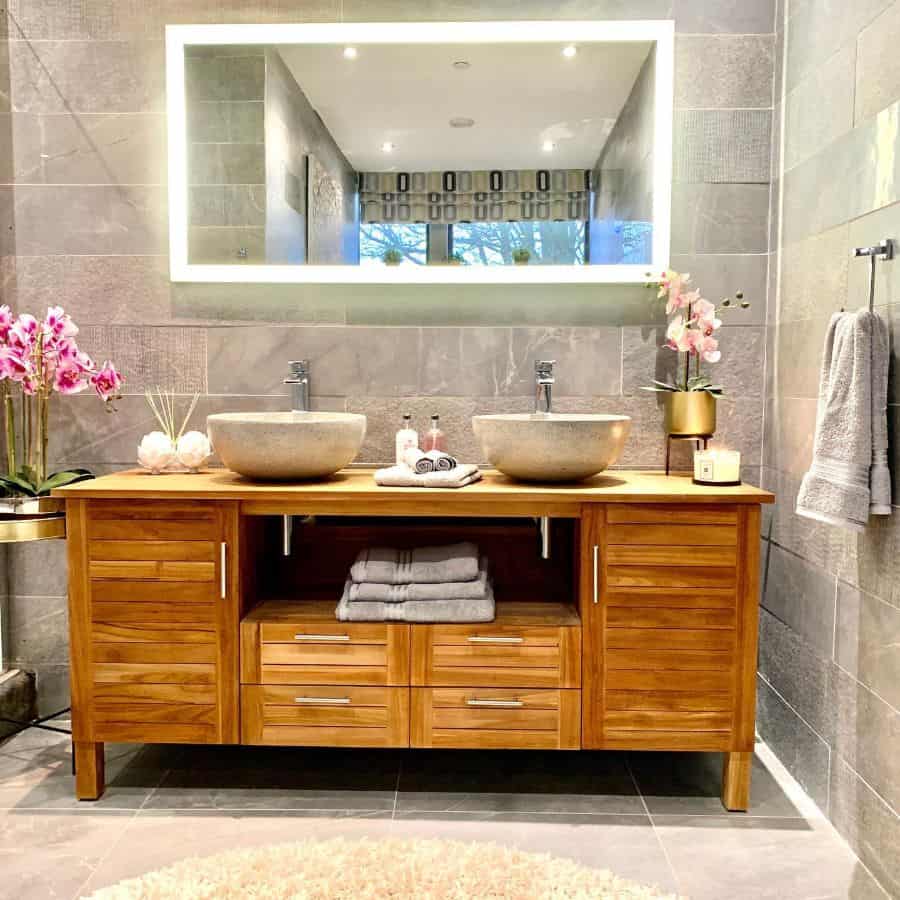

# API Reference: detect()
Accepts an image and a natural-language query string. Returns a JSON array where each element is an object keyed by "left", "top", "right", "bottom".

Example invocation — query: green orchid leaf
[
  {"left": 0, "top": 474, "right": 39, "bottom": 497},
  {"left": 16, "top": 465, "right": 38, "bottom": 486},
  {"left": 37, "top": 470, "right": 96, "bottom": 495}
]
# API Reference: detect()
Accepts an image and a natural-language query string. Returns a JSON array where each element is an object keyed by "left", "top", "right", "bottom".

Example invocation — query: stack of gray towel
[{"left": 336, "top": 541, "right": 495, "bottom": 623}]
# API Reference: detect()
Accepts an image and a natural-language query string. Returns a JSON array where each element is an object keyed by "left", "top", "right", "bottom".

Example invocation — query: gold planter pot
[{"left": 664, "top": 391, "right": 717, "bottom": 436}]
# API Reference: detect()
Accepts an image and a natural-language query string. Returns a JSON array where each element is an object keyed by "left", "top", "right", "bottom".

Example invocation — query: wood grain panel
[
  {"left": 90, "top": 560, "right": 215, "bottom": 582},
  {"left": 605, "top": 690, "right": 731, "bottom": 712},
  {"left": 606, "top": 649, "right": 732, "bottom": 671},
  {"left": 606, "top": 669, "right": 728, "bottom": 692},
  {"left": 91, "top": 601, "right": 216, "bottom": 626},
  {"left": 606, "top": 545, "right": 737, "bottom": 567},
  {"left": 260, "top": 664, "right": 395, "bottom": 686},
  {"left": 87, "top": 501, "right": 219, "bottom": 520},
  {"left": 93, "top": 662, "right": 216, "bottom": 684},
  {"left": 607, "top": 505, "right": 738, "bottom": 525},
  {"left": 92, "top": 721, "right": 217, "bottom": 743},
  {"left": 91, "top": 622, "right": 215, "bottom": 644},
  {"left": 605, "top": 607, "right": 735, "bottom": 629},
  {"left": 431, "top": 644, "right": 561, "bottom": 669},
  {"left": 261, "top": 622, "right": 388, "bottom": 644},
  {"left": 433, "top": 706, "right": 560, "bottom": 731},
  {"left": 90, "top": 519, "right": 219, "bottom": 541},
  {"left": 607, "top": 524, "right": 737, "bottom": 546},
  {"left": 604, "top": 710, "right": 732, "bottom": 730},
  {"left": 91, "top": 642, "right": 216, "bottom": 664},
  {"left": 92, "top": 682, "right": 217, "bottom": 704},
  {"left": 91, "top": 580, "right": 217, "bottom": 604},
  {"left": 602, "top": 730, "right": 732, "bottom": 751},
  {"left": 89, "top": 540, "right": 216, "bottom": 561},
  {"left": 604, "top": 628, "right": 734, "bottom": 651},
  {"left": 607, "top": 566, "right": 737, "bottom": 590},
  {"left": 93, "top": 702, "right": 217, "bottom": 726},
  {"left": 604, "top": 589, "right": 736, "bottom": 607},
  {"left": 261, "top": 643, "right": 387, "bottom": 668}
]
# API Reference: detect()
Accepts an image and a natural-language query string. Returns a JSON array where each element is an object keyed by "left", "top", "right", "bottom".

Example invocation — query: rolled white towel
[
  {"left": 425, "top": 449, "right": 457, "bottom": 471},
  {"left": 402, "top": 447, "right": 433, "bottom": 474}
]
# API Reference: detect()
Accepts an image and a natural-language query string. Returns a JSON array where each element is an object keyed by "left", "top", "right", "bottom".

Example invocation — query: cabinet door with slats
[
  {"left": 581, "top": 502, "right": 760, "bottom": 753},
  {"left": 68, "top": 500, "right": 239, "bottom": 746}
]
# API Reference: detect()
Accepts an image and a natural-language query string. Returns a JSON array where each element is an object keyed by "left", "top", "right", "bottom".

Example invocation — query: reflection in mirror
[{"left": 182, "top": 36, "right": 660, "bottom": 270}]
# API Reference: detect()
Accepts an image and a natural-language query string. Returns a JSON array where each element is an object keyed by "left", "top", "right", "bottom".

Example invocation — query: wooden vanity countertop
[{"left": 54, "top": 468, "right": 773, "bottom": 517}]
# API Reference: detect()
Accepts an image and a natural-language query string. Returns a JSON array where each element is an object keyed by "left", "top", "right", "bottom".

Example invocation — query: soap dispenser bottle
[
  {"left": 422, "top": 414, "right": 448, "bottom": 453},
  {"left": 395, "top": 414, "right": 418, "bottom": 465}
]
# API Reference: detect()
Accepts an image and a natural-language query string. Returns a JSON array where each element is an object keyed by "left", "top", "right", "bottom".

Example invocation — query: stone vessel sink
[
  {"left": 472, "top": 413, "right": 631, "bottom": 482},
  {"left": 207, "top": 412, "right": 366, "bottom": 481}
]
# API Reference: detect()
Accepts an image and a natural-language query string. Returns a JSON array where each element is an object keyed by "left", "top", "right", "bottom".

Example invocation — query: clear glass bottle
[
  {"left": 394, "top": 413, "right": 418, "bottom": 465},
  {"left": 422, "top": 414, "right": 448, "bottom": 453}
]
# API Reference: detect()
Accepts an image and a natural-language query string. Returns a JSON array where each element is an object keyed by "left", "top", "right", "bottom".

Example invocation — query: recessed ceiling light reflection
[
  {"left": 381, "top": 142, "right": 396, "bottom": 153},
  {"left": 562, "top": 45, "right": 577, "bottom": 58},
  {"left": 542, "top": 140, "right": 556, "bottom": 152},
  {"left": 343, "top": 46, "right": 358, "bottom": 59}
]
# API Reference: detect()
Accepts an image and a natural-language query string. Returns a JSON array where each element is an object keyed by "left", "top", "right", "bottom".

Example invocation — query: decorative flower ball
[
  {"left": 138, "top": 431, "right": 176, "bottom": 474},
  {"left": 176, "top": 431, "right": 212, "bottom": 472}
]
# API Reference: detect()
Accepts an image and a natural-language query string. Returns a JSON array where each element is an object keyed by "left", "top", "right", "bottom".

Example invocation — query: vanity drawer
[
  {"left": 241, "top": 685, "right": 409, "bottom": 747},
  {"left": 410, "top": 688, "right": 580, "bottom": 749},
  {"left": 411, "top": 622, "right": 581, "bottom": 688},
  {"left": 241, "top": 611, "right": 410, "bottom": 686}
]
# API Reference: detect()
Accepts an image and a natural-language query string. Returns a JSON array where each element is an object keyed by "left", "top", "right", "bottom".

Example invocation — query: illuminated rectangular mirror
[{"left": 166, "top": 21, "right": 673, "bottom": 284}]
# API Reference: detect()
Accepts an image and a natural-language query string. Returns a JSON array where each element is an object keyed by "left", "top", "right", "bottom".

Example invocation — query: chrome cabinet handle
[
  {"left": 220, "top": 542, "right": 227, "bottom": 599},
  {"left": 293, "top": 633, "right": 351, "bottom": 642},
  {"left": 466, "top": 698, "right": 524, "bottom": 708},
  {"left": 592, "top": 544, "right": 599, "bottom": 604},
  {"left": 294, "top": 696, "right": 351, "bottom": 705},
  {"left": 467, "top": 635, "right": 524, "bottom": 644}
]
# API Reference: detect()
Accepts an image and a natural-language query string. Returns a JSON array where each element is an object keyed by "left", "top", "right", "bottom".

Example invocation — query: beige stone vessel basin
[
  {"left": 472, "top": 413, "right": 631, "bottom": 482},
  {"left": 207, "top": 411, "right": 366, "bottom": 481}
]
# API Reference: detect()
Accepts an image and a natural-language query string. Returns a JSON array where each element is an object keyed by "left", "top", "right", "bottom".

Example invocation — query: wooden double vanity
[{"left": 57, "top": 469, "right": 772, "bottom": 810}]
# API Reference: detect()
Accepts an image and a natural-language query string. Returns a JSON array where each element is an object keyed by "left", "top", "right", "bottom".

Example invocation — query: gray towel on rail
[
  {"left": 796, "top": 310, "right": 890, "bottom": 532},
  {"left": 349, "top": 541, "right": 479, "bottom": 585},
  {"left": 336, "top": 580, "right": 495, "bottom": 623},
  {"left": 870, "top": 311, "right": 892, "bottom": 515},
  {"left": 348, "top": 558, "right": 489, "bottom": 602}
]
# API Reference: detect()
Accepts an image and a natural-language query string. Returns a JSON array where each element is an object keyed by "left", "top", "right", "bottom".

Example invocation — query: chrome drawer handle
[
  {"left": 467, "top": 636, "right": 524, "bottom": 644},
  {"left": 592, "top": 544, "right": 599, "bottom": 605},
  {"left": 294, "top": 696, "right": 351, "bottom": 705},
  {"left": 293, "top": 633, "right": 351, "bottom": 642},
  {"left": 220, "top": 542, "right": 227, "bottom": 599},
  {"left": 466, "top": 698, "right": 524, "bottom": 708}
]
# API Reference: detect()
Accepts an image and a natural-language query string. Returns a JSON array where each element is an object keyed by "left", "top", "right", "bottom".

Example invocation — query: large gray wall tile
[
  {"left": 756, "top": 675, "right": 831, "bottom": 810},
  {"left": 777, "top": 224, "right": 849, "bottom": 322},
  {"left": 675, "top": 35, "right": 774, "bottom": 108},
  {"left": 673, "top": 0, "right": 775, "bottom": 34},
  {"left": 671, "top": 184, "right": 770, "bottom": 253},
  {"left": 9, "top": 40, "right": 165, "bottom": 113},
  {"left": 829, "top": 755, "right": 900, "bottom": 897},
  {"left": 339, "top": 0, "right": 674, "bottom": 22},
  {"left": 782, "top": 43, "right": 855, "bottom": 173},
  {"left": 855, "top": 1, "right": 900, "bottom": 124},
  {"left": 13, "top": 185, "right": 167, "bottom": 255}
]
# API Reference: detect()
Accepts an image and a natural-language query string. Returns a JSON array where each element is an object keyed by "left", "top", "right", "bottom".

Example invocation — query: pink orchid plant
[
  {"left": 643, "top": 270, "right": 749, "bottom": 396},
  {"left": 0, "top": 305, "right": 122, "bottom": 498}
]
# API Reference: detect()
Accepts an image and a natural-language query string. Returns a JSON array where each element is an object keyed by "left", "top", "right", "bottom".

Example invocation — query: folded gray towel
[
  {"left": 403, "top": 448, "right": 434, "bottom": 474},
  {"left": 336, "top": 580, "right": 495, "bottom": 623},
  {"left": 797, "top": 310, "right": 888, "bottom": 532},
  {"left": 350, "top": 541, "right": 479, "bottom": 585},
  {"left": 349, "top": 557, "right": 489, "bottom": 603}
]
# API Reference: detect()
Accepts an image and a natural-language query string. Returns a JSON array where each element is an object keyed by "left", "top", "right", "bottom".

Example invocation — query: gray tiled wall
[
  {"left": 0, "top": 2, "right": 774, "bottom": 734},
  {"left": 762, "top": 0, "right": 900, "bottom": 894}
]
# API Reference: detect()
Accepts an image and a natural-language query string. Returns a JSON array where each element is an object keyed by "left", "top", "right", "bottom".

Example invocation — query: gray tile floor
[{"left": 0, "top": 720, "right": 890, "bottom": 900}]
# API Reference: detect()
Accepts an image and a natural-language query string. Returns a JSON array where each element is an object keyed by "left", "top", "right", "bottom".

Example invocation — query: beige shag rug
[{"left": 87, "top": 837, "right": 682, "bottom": 899}]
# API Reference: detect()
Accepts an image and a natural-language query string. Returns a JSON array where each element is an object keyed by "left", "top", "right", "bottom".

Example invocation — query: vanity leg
[
  {"left": 74, "top": 741, "right": 105, "bottom": 800},
  {"left": 721, "top": 750, "right": 752, "bottom": 811}
]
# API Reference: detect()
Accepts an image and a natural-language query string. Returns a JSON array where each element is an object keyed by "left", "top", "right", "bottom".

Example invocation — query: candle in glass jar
[{"left": 693, "top": 448, "right": 741, "bottom": 485}]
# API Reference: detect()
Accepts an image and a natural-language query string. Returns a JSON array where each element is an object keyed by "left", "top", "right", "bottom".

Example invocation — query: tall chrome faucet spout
[
  {"left": 534, "top": 359, "right": 556, "bottom": 415},
  {"left": 284, "top": 360, "right": 310, "bottom": 413}
]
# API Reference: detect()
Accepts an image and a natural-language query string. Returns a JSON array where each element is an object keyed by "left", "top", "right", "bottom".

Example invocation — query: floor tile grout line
[{"left": 624, "top": 755, "right": 681, "bottom": 896}]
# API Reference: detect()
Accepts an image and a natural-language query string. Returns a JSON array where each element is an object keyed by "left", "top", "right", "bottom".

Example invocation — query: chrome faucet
[
  {"left": 534, "top": 360, "right": 555, "bottom": 415},
  {"left": 285, "top": 360, "right": 310, "bottom": 412}
]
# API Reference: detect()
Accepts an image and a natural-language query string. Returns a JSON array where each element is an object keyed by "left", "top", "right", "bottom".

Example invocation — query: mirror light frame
[{"left": 166, "top": 20, "right": 674, "bottom": 284}]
